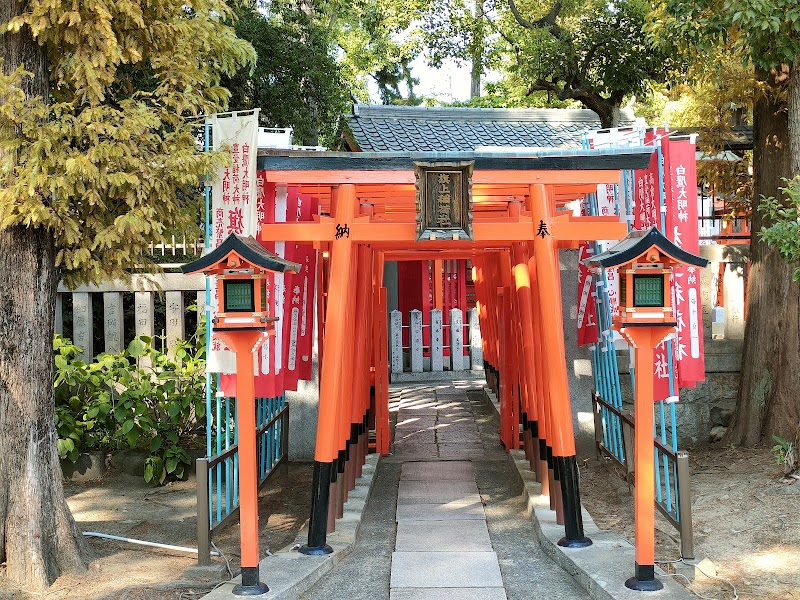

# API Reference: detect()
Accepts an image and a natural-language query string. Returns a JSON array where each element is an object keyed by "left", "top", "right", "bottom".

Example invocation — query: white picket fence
[{"left": 389, "top": 308, "right": 482, "bottom": 381}]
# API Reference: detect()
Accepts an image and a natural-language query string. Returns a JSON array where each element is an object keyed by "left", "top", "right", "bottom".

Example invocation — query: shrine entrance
[{"left": 257, "top": 147, "right": 654, "bottom": 555}]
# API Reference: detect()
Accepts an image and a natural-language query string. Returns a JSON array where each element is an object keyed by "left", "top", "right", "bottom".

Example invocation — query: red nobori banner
[
  {"left": 576, "top": 242, "right": 599, "bottom": 346},
  {"left": 220, "top": 180, "right": 318, "bottom": 399},
  {"left": 633, "top": 130, "right": 660, "bottom": 230},
  {"left": 663, "top": 136, "right": 704, "bottom": 386}
]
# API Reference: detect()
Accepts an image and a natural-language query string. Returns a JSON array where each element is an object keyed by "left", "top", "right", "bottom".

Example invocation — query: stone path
[
  {"left": 390, "top": 385, "right": 506, "bottom": 599},
  {"left": 301, "top": 381, "right": 590, "bottom": 600}
]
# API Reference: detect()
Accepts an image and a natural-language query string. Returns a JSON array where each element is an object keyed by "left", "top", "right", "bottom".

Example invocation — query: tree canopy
[{"left": 1, "top": 0, "right": 255, "bottom": 286}]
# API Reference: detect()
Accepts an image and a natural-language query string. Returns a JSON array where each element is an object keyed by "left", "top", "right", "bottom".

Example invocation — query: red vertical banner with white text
[
  {"left": 664, "top": 136, "right": 704, "bottom": 387},
  {"left": 636, "top": 129, "right": 673, "bottom": 401},
  {"left": 633, "top": 130, "right": 660, "bottom": 230},
  {"left": 280, "top": 187, "right": 302, "bottom": 393},
  {"left": 577, "top": 242, "right": 599, "bottom": 346},
  {"left": 292, "top": 194, "right": 318, "bottom": 383}
]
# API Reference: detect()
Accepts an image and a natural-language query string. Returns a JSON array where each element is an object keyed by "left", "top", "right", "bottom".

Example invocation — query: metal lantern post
[
  {"left": 182, "top": 234, "right": 299, "bottom": 596},
  {"left": 587, "top": 227, "right": 708, "bottom": 591}
]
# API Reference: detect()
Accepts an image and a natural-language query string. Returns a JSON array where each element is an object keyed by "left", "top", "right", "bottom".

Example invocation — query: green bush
[{"left": 54, "top": 329, "right": 207, "bottom": 484}]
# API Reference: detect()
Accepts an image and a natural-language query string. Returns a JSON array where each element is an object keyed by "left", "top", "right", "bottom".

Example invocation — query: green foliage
[
  {"left": 0, "top": 0, "right": 255, "bottom": 287},
  {"left": 758, "top": 177, "right": 800, "bottom": 281},
  {"left": 422, "top": 0, "right": 676, "bottom": 122},
  {"left": 652, "top": 0, "right": 800, "bottom": 72},
  {"left": 53, "top": 331, "right": 207, "bottom": 485},
  {"left": 224, "top": 1, "right": 350, "bottom": 146},
  {"left": 771, "top": 435, "right": 797, "bottom": 474}
]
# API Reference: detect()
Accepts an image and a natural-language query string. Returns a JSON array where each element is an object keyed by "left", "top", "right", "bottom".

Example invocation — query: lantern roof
[
  {"left": 585, "top": 227, "right": 709, "bottom": 269},
  {"left": 181, "top": 234, "right": 300, "bottom": 275}
]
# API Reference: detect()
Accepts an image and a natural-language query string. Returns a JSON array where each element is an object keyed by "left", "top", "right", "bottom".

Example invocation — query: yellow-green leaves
[{"left": 1, "top": 0, "right": 255, "bottom": 286}]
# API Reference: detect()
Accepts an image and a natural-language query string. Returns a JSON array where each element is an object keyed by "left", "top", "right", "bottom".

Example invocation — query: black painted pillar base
[
  {"left": 625, "top": 564, "right": 663, "bottom": 591},
  {"left": 299, "top": 460, "right": 333, "bottom": 555},
  {"left": 555, "top": 455, "right": 593, "bottom": 548},
  {"left": 232, "top": 566, "right": 269, "bottom": 596}
]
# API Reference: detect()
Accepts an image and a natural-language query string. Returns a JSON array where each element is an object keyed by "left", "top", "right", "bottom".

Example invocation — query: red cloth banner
[
  {"left": 663, "top": 136, "right": 704, "bottom": 387},
  {"left": 633, "top": 130, "right": 660, "bottom": 230},
  {"left": 577, "top": 242, "right": 599, "bottom": 346},
  {"left": 293, "top": 195, "right": 318, "bottom": 382}
]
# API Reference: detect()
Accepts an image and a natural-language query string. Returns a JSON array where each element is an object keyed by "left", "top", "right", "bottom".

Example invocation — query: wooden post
[{"left": 512, "top": 243, "right": 541, "bottom": 476}]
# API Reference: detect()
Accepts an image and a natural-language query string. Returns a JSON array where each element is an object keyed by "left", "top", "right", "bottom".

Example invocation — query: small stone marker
[
  {"left": 469, "top": 307, "right": 483, "bottom": 370},
  {"left": 165, "top": 291, "right": 185, "bottom": 354},
  {"left": 390, "top": 310, "right": 403, "bottom": 374},
  {"left": 410, "top": 309, "right": 423, "bottom": 373},
  {"left": 430, "top": 309, "right": 443, "bottom": 372},
  {"left": 72, "top": 292, "right": 93, "bottom": 361},
  {"left": 103, "top": 292, "right": 124, "bottom": 354},
  {"left": 450, "top": 308, "right": 464, "bottom": 371}
]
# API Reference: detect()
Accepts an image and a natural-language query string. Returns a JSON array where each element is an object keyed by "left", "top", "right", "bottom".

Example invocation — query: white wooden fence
[
  {"left": 56, "top": 273, "right": 206, "bottom": 361},
  {"left": 390, "top": 308, "right": 482, "bottom": 380}
]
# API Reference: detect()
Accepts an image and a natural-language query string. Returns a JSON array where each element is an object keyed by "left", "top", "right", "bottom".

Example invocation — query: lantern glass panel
[
  {"left": 224, "top": 280, "right": 255, "bottom": 312},
  {"left": 633, "top": 274, "right": 663, "bottom": 307}
]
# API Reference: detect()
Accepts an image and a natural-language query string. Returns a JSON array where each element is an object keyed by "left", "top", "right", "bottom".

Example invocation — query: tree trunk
[
  {"left": 470, "top": 0, "right": 484, "bottom": 99},
  {"left": 725, "top": 67, "right": 800, "bottom": 447},
  {"left": 1, "top": 1, "right": 89, "bottom": 590}
]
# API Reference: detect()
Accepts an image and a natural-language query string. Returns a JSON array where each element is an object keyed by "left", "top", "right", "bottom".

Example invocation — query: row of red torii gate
[{"left": 185, "top": 144, "right": 707, "bottom": 594}]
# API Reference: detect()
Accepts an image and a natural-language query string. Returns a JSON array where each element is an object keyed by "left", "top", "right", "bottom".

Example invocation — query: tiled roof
[{"left": 344, "top": 105, "right": 611, "bottom": 152}]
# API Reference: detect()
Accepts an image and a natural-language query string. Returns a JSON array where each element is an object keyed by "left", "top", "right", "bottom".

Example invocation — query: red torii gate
[{"left": 257, "top": 148, "right": 654, "bottom": 554}]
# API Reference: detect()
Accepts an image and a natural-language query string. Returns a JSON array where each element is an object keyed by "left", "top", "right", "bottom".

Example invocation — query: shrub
[{"left": 54, "top": 330, "right": 207, "bottom": 484}]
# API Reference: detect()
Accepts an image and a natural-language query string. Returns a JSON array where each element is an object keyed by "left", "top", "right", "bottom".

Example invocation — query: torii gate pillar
[{"left": 530, "top": 184, "right": 592, "bottom": 548}]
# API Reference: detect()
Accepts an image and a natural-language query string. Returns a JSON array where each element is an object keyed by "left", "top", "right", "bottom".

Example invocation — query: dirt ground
[
  {"left": 580, "top": 443, "right": 800, "bottom": 600},
  {"left": 3, "top": 444, "right": 798, "bottom": 599},
  {"left": 0, "top": 462, "right": 314, "bottom": 600}
]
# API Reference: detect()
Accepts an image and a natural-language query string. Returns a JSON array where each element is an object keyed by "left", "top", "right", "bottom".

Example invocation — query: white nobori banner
[{"left": 207, "top": 110, "right": 260, "bottom": 374}]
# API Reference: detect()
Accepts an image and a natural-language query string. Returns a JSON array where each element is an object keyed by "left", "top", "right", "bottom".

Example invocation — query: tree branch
[{"left": 507, "top": 0, "right": 563, "bottom": 38}]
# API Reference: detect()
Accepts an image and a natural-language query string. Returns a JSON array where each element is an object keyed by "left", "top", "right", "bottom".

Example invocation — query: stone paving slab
[
  {"left": 390, "top": 551, "right": 504, "bottom": 588},
  {"left": 395, "top": 416, "right": 437, "bottom": 428},
  {"left": 397, "top": 480, "right": 479, "bottom": 504},
  {"left": 394, "top": 429, "right": 436, "bottom": 444},
  {"left": 395, "top": 519, "right": 492, "bottom": 552},
  {"left": 400, "top": 461, "right": 475, "bottom": 481},
  {"left": 390, "top": 589, "right": 507, "bottom": 600},
  {"left": 396, "top": 501, "right": 486, "bottom": 521},
  {"left": 391, "top": 442, "right": 439, "bottom": 458}
]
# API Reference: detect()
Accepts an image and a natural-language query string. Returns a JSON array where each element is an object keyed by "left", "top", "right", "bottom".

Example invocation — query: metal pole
[
  {"left": 196, "top": 458, "right": 211, "bottom": 567},
  {"left": 677, "top": 451, "right": 695, "bottom": 560}
]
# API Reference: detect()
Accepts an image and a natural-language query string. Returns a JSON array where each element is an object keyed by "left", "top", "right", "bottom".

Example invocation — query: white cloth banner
[{"left": 207, "top": 110, "right": 260, "bottom": 374}]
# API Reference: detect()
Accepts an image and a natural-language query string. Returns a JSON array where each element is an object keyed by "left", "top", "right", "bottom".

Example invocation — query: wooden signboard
[{"left": 414, "top": 161, "right": 474, "bottom": 241}]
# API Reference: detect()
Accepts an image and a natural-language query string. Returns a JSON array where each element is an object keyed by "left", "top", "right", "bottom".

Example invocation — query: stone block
[{"left": 390, "top": 551, "right": 503, "bottom": 588}]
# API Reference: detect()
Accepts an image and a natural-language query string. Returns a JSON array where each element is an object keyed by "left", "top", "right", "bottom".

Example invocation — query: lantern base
[
  {"left": 557, "top": 536, "right": 593, "bottom": 548},
  {"left": 298, "top": 544, "right": 334, "bottom": 556},
  {"left": 625, "top": 564, "right": 663, "bottom": 591},
  {"left": 233, "top": 567, "right": 269, "bottom": 596}
]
